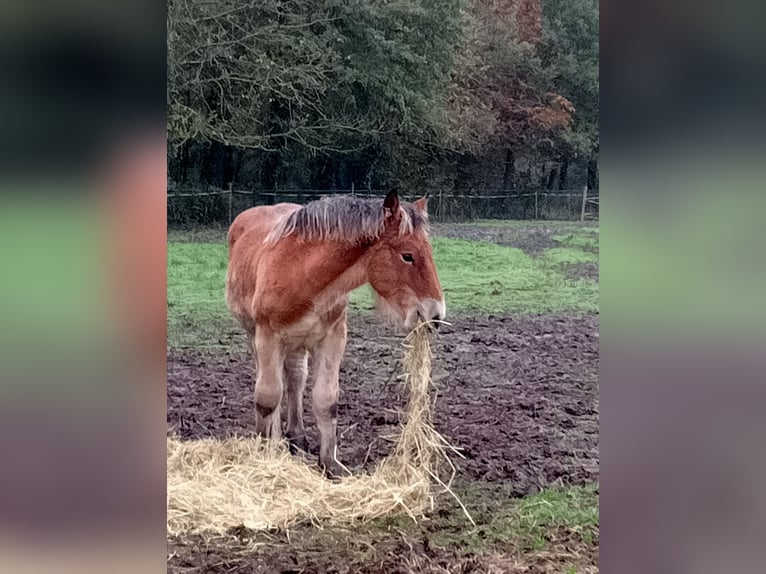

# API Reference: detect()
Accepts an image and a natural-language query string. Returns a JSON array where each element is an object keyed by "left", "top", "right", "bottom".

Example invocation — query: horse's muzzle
[{"left": 406, "top": 298, "right": 446, "bottom": 330}]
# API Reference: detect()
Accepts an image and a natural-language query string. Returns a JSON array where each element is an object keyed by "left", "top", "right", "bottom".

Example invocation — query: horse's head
[{"left": 367, "top": 190, "right": 445, "bottom": 329}]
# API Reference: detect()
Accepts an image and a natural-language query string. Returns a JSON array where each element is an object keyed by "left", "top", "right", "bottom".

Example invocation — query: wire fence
[{"left": 167, "top": 186, "right": 599, "bottom": 227}]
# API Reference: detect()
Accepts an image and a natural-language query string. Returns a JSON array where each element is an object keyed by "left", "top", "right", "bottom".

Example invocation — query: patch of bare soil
[
  {"left": 168, "top": 314, "right": 599, "bottom": 497},
  {"left": 430, "top": 222, "right": 597, "bottom": 256},
  {"left": 562, "top": 262, "right": 599, "bottom": 282},
  {"left": 168, "top": 529, "right": 598, "bottom": 574}
]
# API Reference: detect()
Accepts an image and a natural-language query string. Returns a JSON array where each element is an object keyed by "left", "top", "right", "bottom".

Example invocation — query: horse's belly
[
  {"left": 280, "top": 299, "right": 347, "bottom": 351},
  {"left": 281, "top": 312, "right": 329, "bottom": 350}
]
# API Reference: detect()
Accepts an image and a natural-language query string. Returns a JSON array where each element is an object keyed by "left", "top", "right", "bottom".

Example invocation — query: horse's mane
[{"left": 265, "top": 195, "right": 428, "bottom": 244}]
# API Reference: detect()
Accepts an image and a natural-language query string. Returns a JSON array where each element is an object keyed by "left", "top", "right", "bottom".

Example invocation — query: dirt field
[
  {"left": 169, "top": 526, "right": 599, "bottom": 574},
  {"left": 167, "top": 221, "right": 599, "bottom": 573},
  {"left": 169, "top": 314, "right": 598, "bottom": 496},
  {"left": 430, "top": 221, "right": 598, "bottom": 256}
]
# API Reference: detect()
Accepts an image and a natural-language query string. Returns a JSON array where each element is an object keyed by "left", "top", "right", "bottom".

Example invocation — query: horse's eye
[{"left": 401, "top": 253, "right": 415, "bottom": 264}]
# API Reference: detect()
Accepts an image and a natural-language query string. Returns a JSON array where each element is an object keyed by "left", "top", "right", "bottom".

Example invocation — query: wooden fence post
[
  {"left": 534, "top": 189, "right": 539, "bottom": 220},
  {"left": 580, "top": 184, "right": 588, "bottom": 222},
  {"left": 228, "top": 182, "right": 233, "bottom": 225}
]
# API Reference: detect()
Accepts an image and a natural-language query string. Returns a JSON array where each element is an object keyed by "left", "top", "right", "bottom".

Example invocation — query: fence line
[
  {"left": 167, "top": 186, "right": 600, "bottom": 224},
  {"left": 168, "top": 188, "right": 591, "bottom": 199}
]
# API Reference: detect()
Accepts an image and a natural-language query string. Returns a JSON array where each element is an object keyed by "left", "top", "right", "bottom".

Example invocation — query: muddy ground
[
  {"left": 168, "top": 526, "right": 598, "bottom": 574},
  {"left": 430, "top": 222, "right": 598, "bottom": 256},
  {"left": 168, "top": 313, "right": 598, "bottom": 497},
  {"left": 168, "top": 312, "right": 598, "bottom": 573},
  {"left": 168, "top": 221, "right": 598, "bottom": 572}
]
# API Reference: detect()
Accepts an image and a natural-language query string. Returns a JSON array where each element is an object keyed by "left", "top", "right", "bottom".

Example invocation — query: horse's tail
[
  {"left": 227, "top": 217, "right": 249, "bottom": 255},
  {"left": 227, "top": 223, "right": 240, "bottom": 254}
]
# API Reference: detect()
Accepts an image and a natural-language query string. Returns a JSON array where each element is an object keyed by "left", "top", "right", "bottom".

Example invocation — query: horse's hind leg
[
  {"left": 312, "top": 315, "right": 349, "bottom": 478},
  {"left": 244, "top": 321, "right": 256, "bottom": 355},
  {"left": 284, "top": 350, "right": 309, "bottom": 453},
  {"left": 253, "top": 329, "right": 285, "bottom": 440}
]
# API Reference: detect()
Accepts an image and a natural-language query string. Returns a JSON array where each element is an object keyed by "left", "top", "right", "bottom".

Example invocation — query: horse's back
[
  {"left": 228, "top": 203, "right": 300, "bottom": 252},
  {"left": 226, "top": 203, "right": 301, "bottom": 327}
]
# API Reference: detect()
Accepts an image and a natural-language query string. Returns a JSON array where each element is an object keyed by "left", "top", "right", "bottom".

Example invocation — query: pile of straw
[{"left": 167, "top": 323, "right": 469, "bottom": 536}]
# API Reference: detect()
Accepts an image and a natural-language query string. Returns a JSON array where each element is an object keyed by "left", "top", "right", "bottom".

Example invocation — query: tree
[
  {"left": 168, "top": 0, "right": 464, "bottom": 151},
  {"left": 538, "top": 0, "right": 599, "bottom": 159},
  {"left": 167, "top": 0, "right": 600, "bottom": 204},
  {"left": 168, "top": 0, "right": 349, "bottom": 151},
  {"left": 437, "top": 0, "right": 598, "bottom": 190}
]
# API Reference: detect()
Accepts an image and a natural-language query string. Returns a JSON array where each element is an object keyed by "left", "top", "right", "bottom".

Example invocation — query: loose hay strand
[{"left": 167, "top": 321, "right": 471, "bottom": 536}]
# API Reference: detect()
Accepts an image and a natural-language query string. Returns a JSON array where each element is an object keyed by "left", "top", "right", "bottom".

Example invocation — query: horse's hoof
[
  {"left": 320, "top": 458, "right": 351, "bottom": 480},
  {"left": 286, "top": 433, "right": 309, "bottom": 455}
]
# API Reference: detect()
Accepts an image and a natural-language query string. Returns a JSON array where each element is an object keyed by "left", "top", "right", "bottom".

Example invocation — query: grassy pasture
[
  {"left": 167, "top": 226, "right": 598, "bottom": 349},
  {"left": 167, "top": 221, "right": 599, "bottom": 572}
]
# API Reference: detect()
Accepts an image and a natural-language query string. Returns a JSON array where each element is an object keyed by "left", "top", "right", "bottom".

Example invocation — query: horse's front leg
[
  {"left": 253, "top": 329, "right": 285, "bottom": 440},
  {"left": 312, "top": 316, "right": 349, "bottom": 478},
  {"left": 284, "top": 350, "right": 309, "bottom": 453}
]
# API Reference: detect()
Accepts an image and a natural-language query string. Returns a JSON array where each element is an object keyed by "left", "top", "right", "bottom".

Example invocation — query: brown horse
[{"left": 225, "top": 190, "right": 445, "bottom": 477}]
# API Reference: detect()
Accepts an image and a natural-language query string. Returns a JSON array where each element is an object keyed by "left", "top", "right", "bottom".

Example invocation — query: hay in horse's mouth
[{"left": 166, "top": 323, "right": 470, "bottom": 536}]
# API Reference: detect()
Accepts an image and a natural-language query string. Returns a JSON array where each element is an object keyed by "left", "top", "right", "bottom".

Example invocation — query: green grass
[
  {"left": 541, "top": 247, "right": 598, "bottom": 266},
  {"left": 513, "top": 484, "right": 599, "bottom": 548},
  {"left": 229, "top": 482, "right": 599, "bottom": 559},
  {"left": 167, "top": 242, "right": 232, "bottom": 348},
  {"left": 553, "top": 228, "right": 599, "bottom": 251},
  {"left": 410, "top": 482, "right": 599, "bottom": 554},
  {"left": 167, "top": 235, "right": 598, "bottom": 348},
  {"left": 168, "top": 227, "right": 228, "bottom": 243},
  {"left": 349, "top": 237, "right": 597, "bottom": 314}
]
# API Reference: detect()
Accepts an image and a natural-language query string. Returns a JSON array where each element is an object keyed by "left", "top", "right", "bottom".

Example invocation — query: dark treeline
[{"left": 168, "top": 0, "right": 598, "bottom": 203}]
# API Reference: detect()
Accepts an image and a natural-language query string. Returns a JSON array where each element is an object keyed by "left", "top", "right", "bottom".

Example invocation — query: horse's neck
[{"left": 300, "top": 241, "right": 372, "bottom": 306}]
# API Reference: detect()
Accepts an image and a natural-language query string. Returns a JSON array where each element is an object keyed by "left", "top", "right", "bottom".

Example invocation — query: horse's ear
[
  {"left": 383, "top": 188, "right": 400, "bottom": 218},
  {"left": 414, "top": 194, "right": 429, "bottom": 215}
]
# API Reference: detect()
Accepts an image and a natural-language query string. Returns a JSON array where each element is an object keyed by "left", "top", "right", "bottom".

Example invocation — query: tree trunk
[
  {"left": 587, "top": 157, "right": 598, "bottom": 191},
  {"left": 454, "top": 153, "right": 473, "bottom": 193},
  {"left": 502, "top": 148, "right": 515, "bottom": 192},
  {"left": 231, "top": 148, "right": 243, "bottom": 185},
  {"left": 221, "top": 145, "right": 235, "bottom": 188},
  {"left": 200, "top": 143, "right": 217, "bottom": 186},
  {"left": 179, "top": 141, "right": 191, "bottom": 184},
  {"left": 260, "top": 151, "right": 280, "bottom": 205},
  {"left": 199, "top": 142, "right": 234, "bottom": 188},
  {"left": 546, "top": 165, "right": 558, "bottom": 190},
  {"left": 558, "top": 154, "right": 570, "bottom": 190},
  {"left": 311, "top": 155, "right": 336, "bottom": 190}
]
